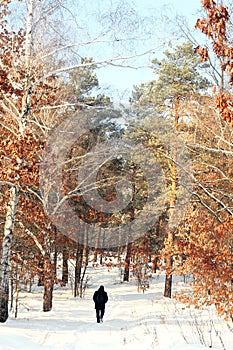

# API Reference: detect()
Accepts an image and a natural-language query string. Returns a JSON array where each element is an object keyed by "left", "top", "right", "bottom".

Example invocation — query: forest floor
[{"left": 0, "top": 264, "right": 233, "bottom": 350}]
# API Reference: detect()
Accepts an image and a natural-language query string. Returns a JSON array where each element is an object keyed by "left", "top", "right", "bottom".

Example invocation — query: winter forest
[{"left": 0, "top": 0, "right": 233, "bottom": 349}]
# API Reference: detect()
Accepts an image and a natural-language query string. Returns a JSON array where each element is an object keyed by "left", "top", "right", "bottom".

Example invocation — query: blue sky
[
  {"left": 9, "top": 0, "right": 205, "bottom": 102},
  {"left": 94, "top": 0, "right": 204, "bottom": 101}
]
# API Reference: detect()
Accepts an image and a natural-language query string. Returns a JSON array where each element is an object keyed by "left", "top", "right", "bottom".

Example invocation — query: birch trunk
[
  {"left": 0, "top": 0, "right": 35, "bottom": 322},
  {"left": 0, "top": 186, "right": 18, "bottom": 322},
  {"left": 20, "top": 0, "right": 34, "bottom": 132}
]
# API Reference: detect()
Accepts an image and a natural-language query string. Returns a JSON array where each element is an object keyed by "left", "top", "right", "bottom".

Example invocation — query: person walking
[{"left": 93, "top": 285, "right": 108, "bottom": 323}]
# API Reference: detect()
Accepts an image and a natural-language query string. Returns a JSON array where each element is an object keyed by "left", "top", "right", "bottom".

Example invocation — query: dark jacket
[{"left": 93, "top": 285, "right": 108, "bottom": 309}]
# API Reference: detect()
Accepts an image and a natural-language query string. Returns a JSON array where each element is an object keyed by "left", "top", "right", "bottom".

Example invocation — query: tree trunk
[
  {"left": 123, "top": 243, "right": 131, "bottom": 282},
  {"left": 93, "top": 227, "right": 101, "bottom": 263},
  {"left": 117, "top": 228, "right": 123, "bottom": 263},
  {"left": 163, "top": 150, "right": 177, "bottom": 297},
  {"left": 53, "top": 227, "right": 58, "bottom": 281},
  {"left": 0, "top": 185, "right": 18, "bottom": 323},
  {"left": 37, "top": 259, "right": 44, "bottom": 286},
  {"left": 100, "top": 252, "right": 103, "bottom": 265},
  {"left": 79, "top": 227, "right": 89, "bottom": 297},
  {"left": 152, "top": 256, "right": 159, "bottom": 274},
  {"left": 62, "top": 246, "right": 69, "bottom": 285},
  {"left": 79, "top": 263, "right": 88, "bottom": 298},
  {"left": 74, "top": 243, "right": 83, "bottom": 297},
  {"left": 174, "top": 95, "right": 180, "bottom": 132},
  {"left": 10, "top": 274, "right": 14, "bottom": 312},
  {"left": 43, "top": 256, "right": 54, "bottom": 312},
  {"left": 164, "top": 257, "right": 173, "bottom": 298},
  {"left": 20, "top": 0, "right": 35, "bottom": 132},
  {"left": 82, "top": 226, "right": 89, "bottom": 267},
  {"left": 163, "top": 110, "right": 178, "bottom": 297},
  {"left": 14, "top": 275, "right": 20, "bottom": 319},
  {"left": 43, "top": 282, "right": 53, "bottom": 312}
]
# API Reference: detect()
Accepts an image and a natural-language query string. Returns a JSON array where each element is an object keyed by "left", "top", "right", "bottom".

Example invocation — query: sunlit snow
[{"left": 0, "top": 265, "right": 232, "bottom": 350}]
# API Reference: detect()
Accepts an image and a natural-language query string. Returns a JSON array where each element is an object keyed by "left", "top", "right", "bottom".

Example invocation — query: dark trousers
[{"left": 96, "top": 308, "right": 105, "bottom": 323}]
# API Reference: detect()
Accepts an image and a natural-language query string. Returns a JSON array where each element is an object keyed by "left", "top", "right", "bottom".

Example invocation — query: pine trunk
[
  {"left": 0, "top": 186, "right": 18, "bottom": 323},
  {"left": 163, "top": 112, "right": 178, "bottom": 297}
]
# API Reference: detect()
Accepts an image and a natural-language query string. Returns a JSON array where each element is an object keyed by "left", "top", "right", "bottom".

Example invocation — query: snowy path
[{"left": 0, "top": 266, "right": 233, "bottom": 350}]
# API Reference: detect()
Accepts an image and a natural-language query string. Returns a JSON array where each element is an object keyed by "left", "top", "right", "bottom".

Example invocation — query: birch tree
[
  {"left": 0, "top": 0, "right": 63, "bottom": 320},
  {"left": 0, "top": 0, "right": 35, "bottom": 322}
]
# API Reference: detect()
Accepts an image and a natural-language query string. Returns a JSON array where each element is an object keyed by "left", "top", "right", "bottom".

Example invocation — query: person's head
[{"left": 99, "top": 285, "right": 104, "bottom": 291}]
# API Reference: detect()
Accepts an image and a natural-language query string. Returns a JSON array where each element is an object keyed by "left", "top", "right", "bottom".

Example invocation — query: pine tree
[{"left": 132, "top": 41, "right": 210, "bottom": 129}]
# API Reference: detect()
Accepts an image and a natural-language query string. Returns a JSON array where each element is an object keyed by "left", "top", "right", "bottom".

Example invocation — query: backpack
[{"left": 96, "top": 292, "right": 105, "bottom": 305}]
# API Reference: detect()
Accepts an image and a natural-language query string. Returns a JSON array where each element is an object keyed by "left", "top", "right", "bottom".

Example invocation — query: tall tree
[
  {"left": 132, "top": 41, "right": 210, "bottom": 129},
  {"left": 131, "top": 42, "right": 210, "bottom": 298}
]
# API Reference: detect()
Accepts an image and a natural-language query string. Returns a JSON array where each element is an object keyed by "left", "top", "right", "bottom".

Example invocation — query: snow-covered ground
[{"left": 0, "top": 266, "right": 233, "bottom": 350}]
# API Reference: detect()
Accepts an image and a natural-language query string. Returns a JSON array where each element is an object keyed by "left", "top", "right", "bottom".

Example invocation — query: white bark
[
  {"left": 0, "top": 186, "right": 19, "bottom": 323},
  {"left": 20, "top": 0, "right": 35, "bottom": 133},
  {"left": 0, "top": 1, "right": 35, "bottom": 322}
]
